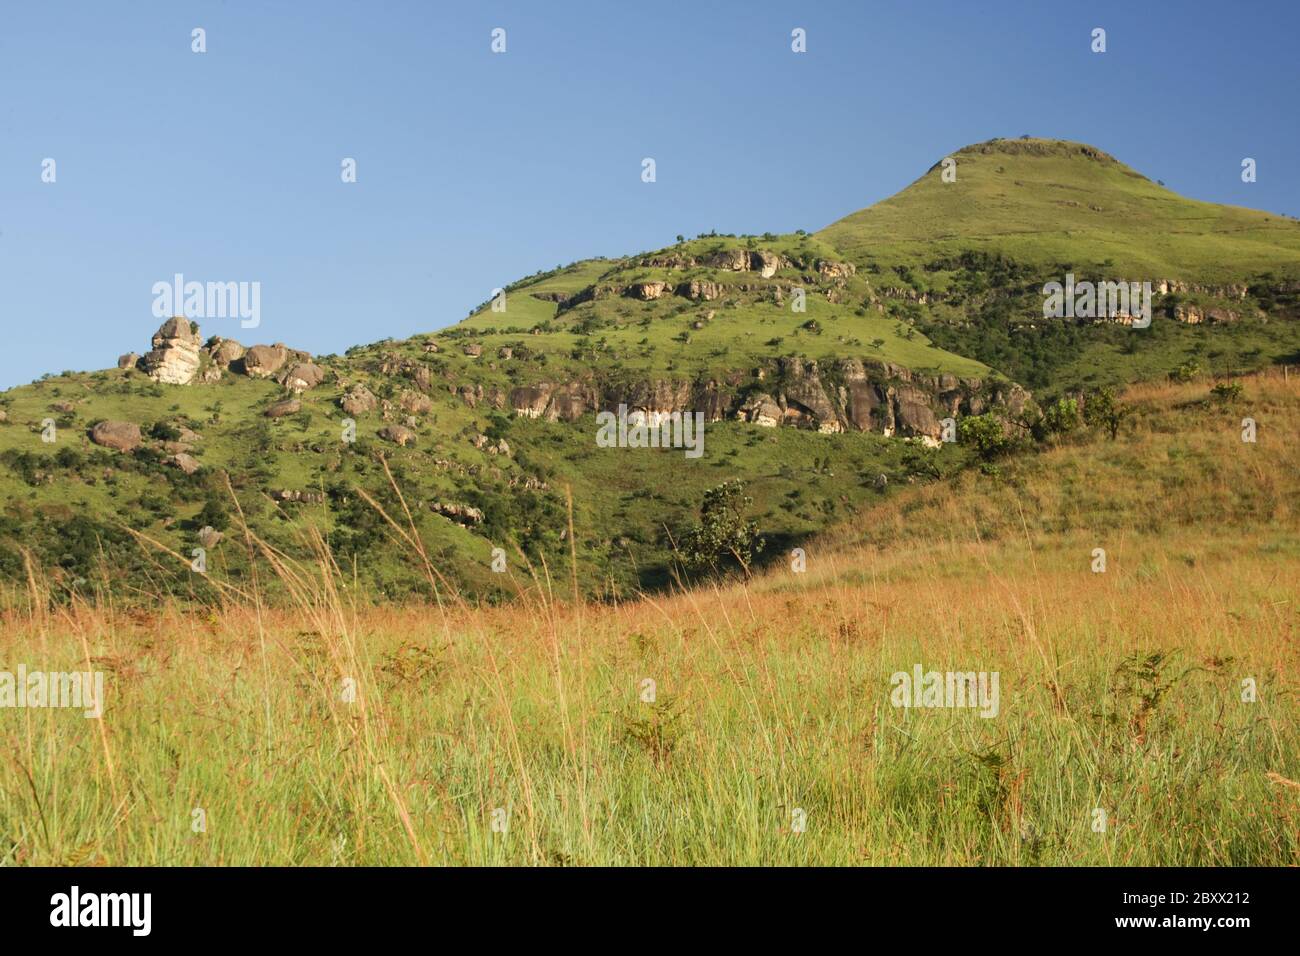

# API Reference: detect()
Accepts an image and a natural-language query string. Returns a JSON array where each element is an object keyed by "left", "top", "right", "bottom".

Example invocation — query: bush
[
  {"left": 958, "top": 414, "right": 1013, "bottom": 460},
  {"left": 679, "top": 479, "right": 764, "bottom": 578}
]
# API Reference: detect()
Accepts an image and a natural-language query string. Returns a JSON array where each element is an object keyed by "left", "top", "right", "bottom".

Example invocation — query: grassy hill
[
  {"left": 4, "top": 373, "right": 1293, "bottom": 865},
  {"left": 820, "top": 138, "right": 1300, "bottom": 281},
  {"left": 1, "top": 138, "right": 1298, "bottom": 605}
]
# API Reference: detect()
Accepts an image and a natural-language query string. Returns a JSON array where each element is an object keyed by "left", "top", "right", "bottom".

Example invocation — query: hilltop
[{"left": 0, "top": 138, "right": 1298, "bottom": 603}]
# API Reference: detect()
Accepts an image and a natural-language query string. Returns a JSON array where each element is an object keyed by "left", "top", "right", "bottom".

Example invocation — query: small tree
[
  {"left": 1083, "top": 386, "right": 1128, "bottom": 440},
  {"left": 958, "top": 414, "right": 1013, "bottom": 460},
  {"left": 680, "top": 479, "right": 764, "bottom": 579}
]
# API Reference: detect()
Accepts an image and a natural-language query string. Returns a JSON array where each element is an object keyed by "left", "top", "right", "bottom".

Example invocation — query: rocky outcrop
[
  {"left": 205, "top": 337, "right": 246, "bottom": 367},
  {"left": 503, "top": 355, "right": 1030, "bottom": 441},
  {"left": 399, "top": 391, "right": 433, "bottom": 415},
  {"left": 117, "top": 353, "right": 138, "bottom": 369},
  {"left": 680, "top": 280, "right": 725, "bottom": 301},
  {"left": 278, "top": 362, "right": 326, "bottom": 392},
  {"left": 270, "top": 489, "right": 325, "bottom": 504},
  {"left": 628, "top": 281, "right": 668, "bottom": 300},
  {"left": 265, "top": 399, "right": 301, "bottom": 418},
  {"left": 242, "top": 344, "right": 288, "bottom": 379},
  {"left": 168, "top": 452, "right": 201, "bottom": 475},
  {"left": 429, "top": 501, "right": 484, "bottom": 525},
  {"left": 378, "top": 425, "right": 416, "bottom": 446},
  {"left": 340, "top": 386, "right": 378, "bottom": 417},
  {"left": 90, "top": 420, "right": 142, "bottom": 452},
  {"left": 140, "top": 318, "right": 203, "bottom": 385}
]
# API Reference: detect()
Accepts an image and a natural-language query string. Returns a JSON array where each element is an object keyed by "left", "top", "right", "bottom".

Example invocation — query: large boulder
[
  {"left": 117, "top": 352, "right": 138, "bottom": 369},
  {"left": 139, "top": 318, "right": 202, "bottom": 385},
  {"left": 340, "top": 386, "right": 378, "bottom": 417},
  {"left": 205, "top": 337, "right": 246, "bottom": 367},
  {"left": 278, "top": 362, "right": 326, "bottom": 392},
  {"left": 168, "top": 452, "right": 201, "bottom": 475},
  {"left": 90, "top": 420, "right": 142, "bottom": 452},
  {"left": 241, "top": 344, "right": 288, "bottom": 378},
  {"left": 264, "top": 399, "right": 302, "bottom": 418},
  {"left": 377, "top": 425, "right": 416, "bottom": 447}
]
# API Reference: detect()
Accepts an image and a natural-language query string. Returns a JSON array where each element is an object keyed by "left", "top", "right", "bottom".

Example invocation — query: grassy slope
[
  {"left": 457, "top": 234, "right": 991, "bottom": 379},
  {"left": 819, "top": 138, "right": 1300, "bottom": 281},
  {"left": 2, "top": 375, "right": 1294, "bottom": 865}
]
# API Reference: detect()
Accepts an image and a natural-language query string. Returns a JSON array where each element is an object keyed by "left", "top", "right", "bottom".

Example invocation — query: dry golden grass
[{"left": 0, "top": 374, "right": 1296, "bottom": 865}]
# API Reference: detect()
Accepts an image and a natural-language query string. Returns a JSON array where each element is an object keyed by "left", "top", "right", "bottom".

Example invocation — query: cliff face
[{"left": 507, "top": 356, "right": 1029, "bottom": 440}]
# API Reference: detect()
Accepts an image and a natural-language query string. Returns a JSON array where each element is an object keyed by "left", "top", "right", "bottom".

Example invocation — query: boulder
[
  {"left": 168, "top": 452, "right": 201, "bottom": 475},
  {"left": 206, "top": 337, "right": 246, "bottom": 367},
  {"left": 377, "top": 425, "right": 416, "bottom": 446},
  {"left": 278, "top": 362, "right": 326, "bottom": 392},
  {"left": 340, "top": 386, "right": 378, "bottom": 417},
  {"left": 265, "top": 399, "right": 302, "bottom": 418},
  {"left": 90, "top": 420, "right": 142, "bottom": 452},
  {"left": 140, "top": 318, "right": 203, "bottom": 385},
  {"left": 117, "top": 352, "right": 138, "bottom": 369},
  {"left": 241, "top": 344, "right": 288, "bottom": 378},
  {"left": 399, "top": 391, "right": 433, "bottom": 415}
]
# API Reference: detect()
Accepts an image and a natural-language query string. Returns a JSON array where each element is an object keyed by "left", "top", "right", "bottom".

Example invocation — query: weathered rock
[
  {"left": 241, "top": 344, "right": 288, "bottom": 378},
  {"left": 270, "top": 489, "right": 325, "bottom": 504},
  {"left": 378, "top": 425, "right": 416, "bottom": 446},
  {"left": 278, "top": 362, "right": 326, "bottom": 392},
  {"left": 117, "top": 352, "right": 138, "bottom": 369},
  {"left": 340, "top": 386, "right": 378, "bottom": 416},
  {"left": 265, "top": 399, "right": 302, "bottom": 418},
  {"left": 629, "top": 281, "right": 668, "bottom": 300},
  {"left": 679, "top": 280, "right": 724, "bottom": 300},
  {"left": 168, "top": 452, "right": 201, "bottom": 475},
  {"left": 462, "top": 343, "right": 483, "bottom": 358},
  {"left": 90, "top": 420, "right": 142, "bottom": 452},
  {"left": 206, "top": 337, "right": 246, "bottom": 367},
  {"left": 429, "top": 501, "right": 484, "bottom": 525},
  {"left": 816, "top": 259, "right": 857, "bottom": 279},
  {"left": 893, "top": 385, "right": 941, "bottom": 438},
  {"left": 737, "top": 393, "right": 782, "bottom": 427},
  {"left": 399, "top": 391, "right": 433, "bottom": 415},
  {"left": 140, "top": 318, "right": 203, "bottom": 385}
]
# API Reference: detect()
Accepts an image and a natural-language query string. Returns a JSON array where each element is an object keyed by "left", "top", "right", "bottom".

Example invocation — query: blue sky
[{"left": 1, "top": 0, "right": 1297, "bottom": 388}]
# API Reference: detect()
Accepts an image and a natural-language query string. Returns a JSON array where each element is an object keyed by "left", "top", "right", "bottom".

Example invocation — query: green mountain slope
[
  {"left": 820, "top": 138, "right": 1300, "bottom": 281},
  {"left": 1, "top": 138, "right": 1297, "bottom": 605}
]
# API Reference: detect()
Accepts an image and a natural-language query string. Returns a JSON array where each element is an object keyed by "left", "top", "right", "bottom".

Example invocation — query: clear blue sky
[{"left": 2, "top": 0, "right": 1297, "bottom": 388}]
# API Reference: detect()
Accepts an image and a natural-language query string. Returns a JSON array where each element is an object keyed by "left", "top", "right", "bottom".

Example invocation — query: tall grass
[{"left": 1, "top": 376, "right": 1296, "bottom": 865}]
